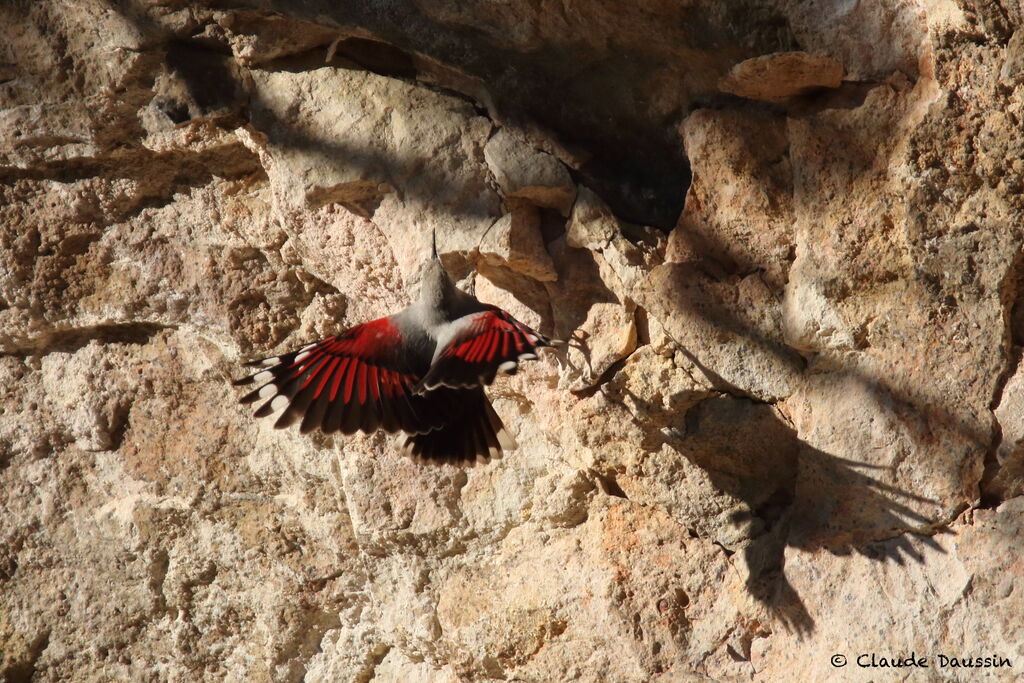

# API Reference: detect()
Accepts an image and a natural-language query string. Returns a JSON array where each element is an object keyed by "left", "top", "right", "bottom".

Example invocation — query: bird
[{"left": 233, "top": 231, "right": 557, "bottom": 463}]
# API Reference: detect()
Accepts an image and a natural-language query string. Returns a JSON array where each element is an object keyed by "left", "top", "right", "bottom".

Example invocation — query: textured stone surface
[
  {"left": 718, "top": 52, "right": 844, "bottom": 101},
  {"left": 2, "top": 1, "right": 1024, "bottom": 681},
  {"left": 478, "top": 207, "right": 559, "bottom": 283},
  {"left": 483, "top": 128, "right": 576, "bottom": 215}
]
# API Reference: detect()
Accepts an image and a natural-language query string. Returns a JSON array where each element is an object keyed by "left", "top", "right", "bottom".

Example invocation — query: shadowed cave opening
[
  {"left": 162, "top": 28, "right": 692, "bottom": 230},
  {"left": 245, "top": 1, "right": 703, "bottom": 230},
  {"left": 334, "top": 35, "right": 694, "bottom": 230}
]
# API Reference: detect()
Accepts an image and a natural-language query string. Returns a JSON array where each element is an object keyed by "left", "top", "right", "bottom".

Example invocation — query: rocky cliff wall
[{"left": 1, "top": 1, "right": 1023, "bottom": 680}]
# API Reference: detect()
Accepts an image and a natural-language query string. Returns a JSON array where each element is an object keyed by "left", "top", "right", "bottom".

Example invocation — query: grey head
[{"left": 413, "top": 229, "right": 458, "bottom": 309}]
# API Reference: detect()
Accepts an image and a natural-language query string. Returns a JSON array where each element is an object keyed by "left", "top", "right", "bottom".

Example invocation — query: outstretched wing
[
  {"left": 415, "top": 306, "right": 554, "bottom": 393},
  {"left": 234, "top": 316, "right": 435, "bottom": 435}
]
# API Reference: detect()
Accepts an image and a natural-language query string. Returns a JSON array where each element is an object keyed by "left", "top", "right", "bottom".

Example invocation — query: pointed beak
[{"left": 431, "top": 229, "right": 438, "bottom": 260}]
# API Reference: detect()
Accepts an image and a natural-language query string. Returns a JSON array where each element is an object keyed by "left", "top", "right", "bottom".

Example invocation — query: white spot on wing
[
  {"left": 254, "top": 370, "right": 274, "bottom": 384},
  {"left": 258, "top": 384, "right": 277, "bottom": 399},
  {"left": 498, "top": 361, "right": 518, "bottom": 373},
  {"left": 519, "top": 352, "right": 538, "bottom": 361},
  {"left": 295, "top": 350, "right": 312, "bottom": 363},
  {"left": 270, "top": 395, "right": 289, "bottom": 412},
  {"left": 260, "top": 357, "right": 279, "bottom": 367}
]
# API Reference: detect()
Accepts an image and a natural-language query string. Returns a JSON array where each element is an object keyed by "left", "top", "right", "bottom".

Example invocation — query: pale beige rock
[
  {"left": 1001, "top": 29, "right": 1024, "bottom": 81},
  {"left": 3, "top": 1, "right": 1024, "bottom": 681},
  {"left": 566, "top": 185, "right": 618, "bottom": 250},
  {"left": 603, "top": 345, "right": 712, "bottom": 424},
  {"left": 640, "top": 264, "right": 801, "bottom": 402},
  {"left": 216, "top": 10, "right": 339, "bottom": 66},
  {"left": 39, "top": 343, "right": 137, "bottom": 452},
  {"left": 673, "top": 109, "right": 793, "bottom": 290},
  {"left": 757, "top": 500, "right": 1022, "bottom": 681},
  {"left": 472, "top": 271, "right": 547, "bottom": 332},
  {"left": 247, "top": 65, "right": 500, "bottom": 281},
  {"left": 568, "top": 187, "right": 665, "bottom": 293},
  {"left": 483, "top": 127, "right": 576, "bottom": 215},
  {"left": 0, "top": 104, "right": 98, "bottom": 166},
  {"left": 780, "top": 0, "right": 952, "bottom": 81},
  {"left": 782, "top": 247, "right": 857, "bottom": 351},
  {"left": 478, "top": 206, "right": 558, "bottom": 282},
  {"left": 785, "top": 369, "right": 964, "bottom": 548},
  {"left": 371, "top": 648, "right": 462, "bottom": 683},
  {"left": 563, "top": 302, "right": 637, "bottom": 391},
  {"left": 718, "top": 52, "right": 844, "bottom": 101},
  {"left": 986, "top": 363, "right": 1024, "bottom": 500}
]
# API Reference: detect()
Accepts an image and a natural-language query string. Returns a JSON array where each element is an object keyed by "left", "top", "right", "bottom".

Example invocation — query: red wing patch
[
  {"left": 234, "top": 317, "right": 432, "bottom": 435},
  {"left": 416, "top": 307, "right": 553, "bottom": 393}
]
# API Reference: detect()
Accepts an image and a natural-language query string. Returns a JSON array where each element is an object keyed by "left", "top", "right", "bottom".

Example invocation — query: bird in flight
[{"left": 234, "top": 232, "right": 557, "bottom": 463}]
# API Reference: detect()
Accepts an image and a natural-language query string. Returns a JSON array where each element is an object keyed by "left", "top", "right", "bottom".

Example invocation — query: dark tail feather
[{"left": 399, "top": 391, "right": 516, "bottom": 464}]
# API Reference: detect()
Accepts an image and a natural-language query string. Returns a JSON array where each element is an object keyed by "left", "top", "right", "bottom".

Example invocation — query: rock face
[
  {"left": 718, "top": 52, "right": 845, "bottom": 102},
  {"left": 2, "top": 1, "right": 1023, "bottom": 681}
]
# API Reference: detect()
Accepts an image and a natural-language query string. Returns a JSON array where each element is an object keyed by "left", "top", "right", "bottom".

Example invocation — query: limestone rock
[
  {"left": 478, "top": 206, "right": 558, "bottom": 282},
  {"left": 247, "top": 65, "right": 500, "bottom": 281},
  {"left": 672, "top": 109, "right": 793, "bottom": 291},
  {"left": 566, "top": 185, "right": 620, "bottom": 251},
  {"left": 563, "top": 302, "right": 637, "bottom": 391},
  {"left": 603, "top": 345, "right": 712, "bottom": 426},
  {"left": 781, "top": 248, "right": 857, "bottom": 352},
  {"left": 484, "top": 128, "right": 575, "bottom": 215},
  {"left": 718, "top": 52, "right": 844, "bottom": 102},
  {"left": 640, "top": 263, "right": 801, "bottom": 402},
  {"left": 2, "top": 1, "right": 1023, "bottom": 681},
  {"left": 216, "top": 10, "right": 339, "bottom": 66},
  {"left": 564, "top": 186, "right": 665, "bottom": 300},
  {"left": 986, "top": 362, "right": 1024, "bottom": 500},
  {"left": 472, "top": 270, "right": 547, "bottom": 332}
]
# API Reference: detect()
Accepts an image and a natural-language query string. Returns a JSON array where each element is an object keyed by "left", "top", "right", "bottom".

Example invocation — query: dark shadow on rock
[
  {"left": 667, "top": 261, "right": 805, "bottom": 366},
  {"left": 164, "top": 40, "right": 250, "bottom": 120},
  {"left": 55, "top": 9, "right": 500, "bottom": 227},
  {"left": 248, "top": 0, "right": 714, "bottom": 228},
  {"left": 240, "top": 68, "right": 503, "bottom": 224},
  {"left": 658, "top": 192, "right": 1002, "bottom": 464},
  {"left": 103, "top": 0, "right": 801, "bottom": 228},
  {"left": 542, "top": 238, "right": 619, "bottom": 342},
  {"left": 660, "top": 395, "right": 948, "bottom": 636},
  {"left": 640, "top": 226, "right": 989, "bottom": 632}
]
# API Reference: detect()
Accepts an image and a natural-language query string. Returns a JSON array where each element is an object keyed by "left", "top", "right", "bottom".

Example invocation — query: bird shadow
[{"left": 612, "top": 388, "right": 956, "bottom": 637}]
